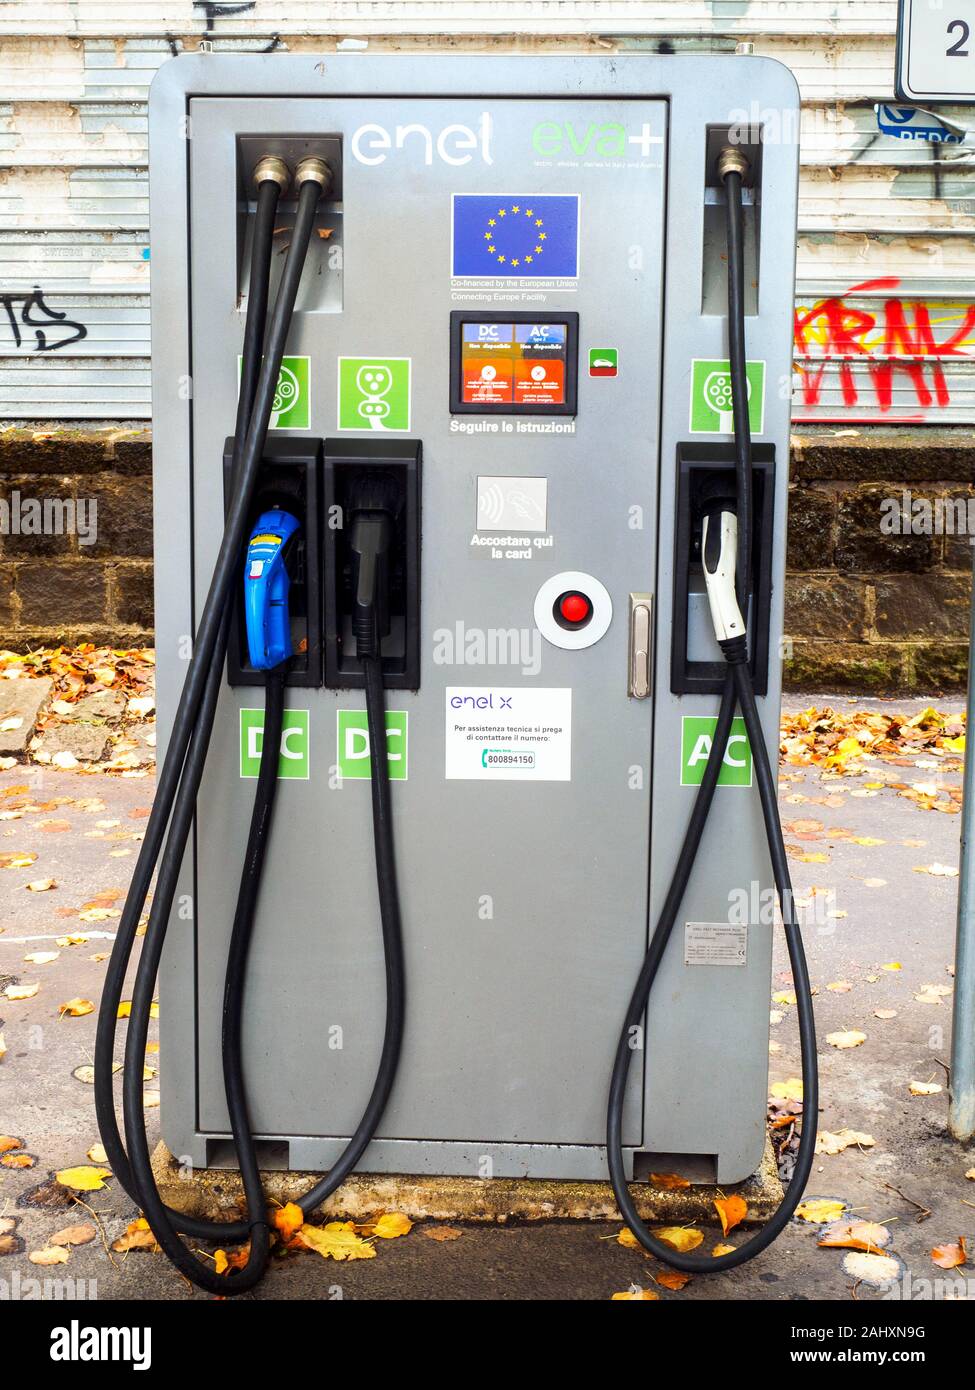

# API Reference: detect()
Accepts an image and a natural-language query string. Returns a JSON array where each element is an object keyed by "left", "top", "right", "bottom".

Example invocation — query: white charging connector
[{"left": 701, "top": 508, "right": 746, "bottom": 646}]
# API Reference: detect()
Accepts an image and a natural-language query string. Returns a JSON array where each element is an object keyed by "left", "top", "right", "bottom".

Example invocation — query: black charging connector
[
  {"left": 348, "top": 475, "right": 401, "bottom": 661},
  {"left": 323, "top": 439, "right": 421, "bottom": 689},
  {"left": 671, "top": 441, "right": 775, "bottom": 696}
]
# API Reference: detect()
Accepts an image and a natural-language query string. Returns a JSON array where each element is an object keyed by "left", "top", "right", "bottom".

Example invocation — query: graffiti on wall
[
  {"left": 793, "top": 277, "right": 975, "bottom": 421},
  {"left": 0, "top": 288, "right": 88, "bottom": 353}
]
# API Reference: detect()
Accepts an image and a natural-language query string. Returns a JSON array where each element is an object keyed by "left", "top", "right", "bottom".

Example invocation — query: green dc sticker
[
  {"left": 240, "top": 708, "right": 310, "bottom": 780},
  {"left": 689, "top": 359, "right": 765, "bottom": 435},
  {"left": 337, "top": 357, "right": 411, "bottom": 431},
  {"left": 237, "top": 355, "right": 310, "bottom": 430},
  {"left": 337, "top": 709, "right": 408, "bottom": 781},
  {"left": 680, "top": 715, "right": 752, "bottom": 787}
]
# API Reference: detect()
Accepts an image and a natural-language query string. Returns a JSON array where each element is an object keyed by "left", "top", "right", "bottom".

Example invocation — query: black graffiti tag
[{"left": 1, "top": 288, "right": 88, "bottom": 352}]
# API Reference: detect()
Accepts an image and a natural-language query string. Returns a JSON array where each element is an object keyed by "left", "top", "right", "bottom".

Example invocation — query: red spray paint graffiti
[{"left": 793, "top": 277, "right": 975, "bottom": 421}]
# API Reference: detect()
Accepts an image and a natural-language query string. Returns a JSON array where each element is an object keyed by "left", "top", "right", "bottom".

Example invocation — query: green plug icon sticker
[{"left": 690, "top": 359, "right": 765, "bottom": 435}]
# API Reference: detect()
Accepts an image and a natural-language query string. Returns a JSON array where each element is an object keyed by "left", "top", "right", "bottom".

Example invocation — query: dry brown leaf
[
  {"left": 50, "top": 1223, "right": 96, "bottom": 1248},
  {"left": 421, "top": 1225, "right": 463, "bottom": 1241},
  {"left": 29, "top": 1246, "right": 70, "bottom": 1266},
  {"left": 112, "top": 1217, "right": 159, "bottom": 1253},
  {"left": 931, "top": 1238, "right": 967, "bottom": 1270},
  {"left": 816, "top": 1129, "right": 875, "bottom": 1156},
  {"left": 818, "top": 1220, "right": 891, "bottom": 1252},
  {"left": 654, "top": 1269, "right": 690, "bottom": 1290}
]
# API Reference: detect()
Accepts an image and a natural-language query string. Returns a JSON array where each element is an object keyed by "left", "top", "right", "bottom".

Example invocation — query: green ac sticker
[
  {"left": 336, "top": 709, "right": 409, "bottom": 780},
  {"left": 240, "top": 708, "right": 310, "bottom": 779},
  {"left": 681, "top": 715, "right": 752, "bottom": 787},
  {"left": 689, "top": 359, "right": 765, "bottom": 435},
  {"left": 238, "top": 355, "right": 310, "bottom": 430},
  {"left": 338, "top": 357, "right": 411, "bottom": 431}
]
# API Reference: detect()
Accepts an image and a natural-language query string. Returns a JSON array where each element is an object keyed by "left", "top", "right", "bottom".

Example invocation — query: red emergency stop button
[{"left": 555, "top": 590, "right": 592, "bottom": 628}]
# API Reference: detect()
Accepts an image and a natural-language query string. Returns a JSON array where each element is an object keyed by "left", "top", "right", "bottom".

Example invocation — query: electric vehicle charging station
[{"left": 96, "top": 52, "right": 815, "bottom": 1292}]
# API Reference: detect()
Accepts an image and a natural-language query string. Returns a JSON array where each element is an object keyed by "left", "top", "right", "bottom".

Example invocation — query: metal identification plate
[{"left": 684, "top": 921, "right": 748, "bottom": 967}]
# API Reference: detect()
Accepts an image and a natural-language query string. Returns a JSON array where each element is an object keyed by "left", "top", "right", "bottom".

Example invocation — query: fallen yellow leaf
[
  {"left": 652, "top": 1226, "right": 704, "bottom": 1253},
  {"left": 55, "top": 1165, "right": 112, "bottom": 1192},
  {"left": 769, "top": 1078, "right": 803, "bottom": 1102},
  {"left": 297, "top": 1221, "right": 376, "bottom": 1261},
  {"left": 714, "top": 1194, "right": 747, "bottom": 1237},
  {"left": 908, "top": 1081, "right": 943, "bottom": 1096},
  {"left": 271, "top": 1202, "right": 305, "bottom": 1241},
  {"left": 1, "top": 1151, "right": 35, "bottom": 1169},
  {"left": 372, "top": 1212, "right": 413, "bottom": 1240},
  {"left": 826, "top": 1029, "right": 867, "bottom": 1049},
  {"left": 59, "top": 997, "right": 95, "bottom": 1018},
  {"left": 5, "top": 983, "right": 39, "bottom": 1000},
  {"left": 649, "top": 1172, "right": 691, "bottom": 1190},
  {"left": 796, "top": 1198, "right": 847, "bottom": 1223},
  {"left": 611, "top": 1287, "right": 660, "bottom": 1300}
]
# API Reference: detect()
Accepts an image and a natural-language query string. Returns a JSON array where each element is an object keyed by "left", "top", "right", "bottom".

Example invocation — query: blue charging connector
[{"left": 244, "top": 508, "right": 300, "bottom": 670}]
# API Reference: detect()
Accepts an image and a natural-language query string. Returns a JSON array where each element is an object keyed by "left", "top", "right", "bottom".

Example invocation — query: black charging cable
[
  {"left": 95, "top": 161, "right": 407, "bottom": 1295},
  {"left": 605, "top": 150, "right": 818, "bottom": 1273}
]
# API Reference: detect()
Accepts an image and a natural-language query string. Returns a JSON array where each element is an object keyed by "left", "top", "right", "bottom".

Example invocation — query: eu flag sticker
[{"left": 452, "top": 195, "right": 580, "bottom": 279}]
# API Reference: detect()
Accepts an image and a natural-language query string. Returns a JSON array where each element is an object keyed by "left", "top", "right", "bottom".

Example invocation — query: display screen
[{"left": 450, "top": 312, "right": 578, "bottom": 416}]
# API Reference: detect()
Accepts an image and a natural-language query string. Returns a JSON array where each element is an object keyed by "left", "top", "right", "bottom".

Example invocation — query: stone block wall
[
  {"left": 784, "top": 428, "right": 974, "bottom": 690},
  {"left": 0, "top": 427, "right": 154, "bottom": 649}
]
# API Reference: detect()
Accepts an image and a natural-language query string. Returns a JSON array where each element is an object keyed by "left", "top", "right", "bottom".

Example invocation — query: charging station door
[{"left": 166, "top": 90, "right": 666, "bottom": 1173}]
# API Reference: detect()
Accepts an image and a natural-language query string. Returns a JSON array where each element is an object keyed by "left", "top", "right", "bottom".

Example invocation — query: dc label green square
[
  {"left": 337, "top": 710, "right": 408, "bottom": 780},
  {"left": 240, "top": 708, "right": 310, "bottom": 780},
  {"left": 337, "top": 357, "right": 411, "bottom": 431},
  {"left": 680, "top": 715, "right": 752, "bottom": 787},
  {"left": 689, "top": 359, "right": 765, "bottom": 435},
  {"left": 238, "top": 355, "right": 310, "bottom": 430}
]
